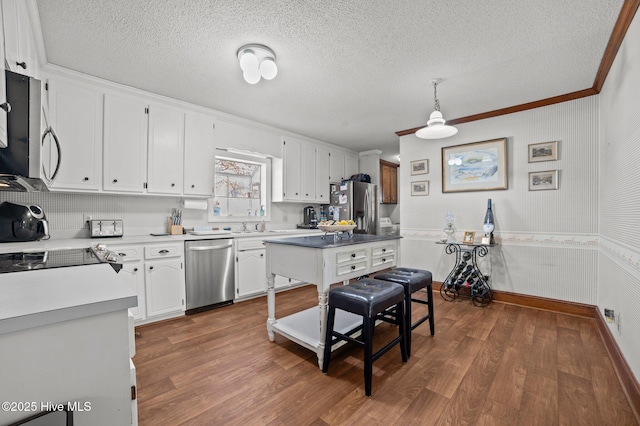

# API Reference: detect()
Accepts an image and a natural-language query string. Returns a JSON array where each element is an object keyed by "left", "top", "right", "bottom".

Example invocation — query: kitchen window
[{"left": 209, "top": 150, "right": 271, "bottom": 221}]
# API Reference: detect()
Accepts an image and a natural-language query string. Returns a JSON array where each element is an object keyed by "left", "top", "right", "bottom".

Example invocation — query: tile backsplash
[{"left": 0, "top": 192, "right": 306, "bottom": 238}]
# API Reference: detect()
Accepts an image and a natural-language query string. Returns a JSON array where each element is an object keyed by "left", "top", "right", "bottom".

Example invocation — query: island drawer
[
  {"left": 372, "top": 254, "right": 395, "bottom": 268},
  {"left": 145, "top": 244, "right": 182, "bottom": 259},
  {"left": 372, "top": 245, "right": 395, "bottom": 257},
  {"left": 336, "top": 248, "right": 367, "bottom": 264},
  {"left": 336, "top": 260, "right": 368, "bottom": 276}
]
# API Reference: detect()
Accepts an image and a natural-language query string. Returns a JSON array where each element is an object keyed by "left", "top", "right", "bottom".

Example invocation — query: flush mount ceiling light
[
  {"left": 237, "top": 44, "right": 278, "bottom": 85},
  {"left": 415, "top": 79, "right": 458, "bottom": 139}
]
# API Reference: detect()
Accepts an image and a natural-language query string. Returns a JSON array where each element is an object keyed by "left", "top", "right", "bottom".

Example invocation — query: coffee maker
[{"left": 302, "top": 206, "right": 317, "bottom": 229}]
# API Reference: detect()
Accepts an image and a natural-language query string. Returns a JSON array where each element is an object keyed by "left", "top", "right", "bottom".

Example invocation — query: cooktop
[{"left": 0, "top": 247, "right": 121, "bottom": 274}]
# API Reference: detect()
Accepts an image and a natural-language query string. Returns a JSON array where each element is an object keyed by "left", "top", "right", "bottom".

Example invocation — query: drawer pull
[
  {"left": 382, "top": 258, "right": 386, "bottom": 262},
  {"left": 118, "top": 253, "right": 127, "bottom": 257},
  {"left": 159, "top": 249, "right": 170, "bottom": 254},
  {"left": 351, "top": 265, "right": 356, "bottom": 270},
  {"left": 133, "top": 268, "right": 138, "bottom": 272},
  {"left": 382, "top": 248, "right": 386, "bottom": 252},
  {"left": 149, "top": 266, "right": 154, "bottom": 270},
  {"left": 351, "top": 253, "right": 356, "bottom": 258}
]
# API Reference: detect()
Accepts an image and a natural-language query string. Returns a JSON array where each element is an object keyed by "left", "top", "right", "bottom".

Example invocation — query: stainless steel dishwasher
[{"left": 185, "top": 238, "right": 235, "bottom": 314}]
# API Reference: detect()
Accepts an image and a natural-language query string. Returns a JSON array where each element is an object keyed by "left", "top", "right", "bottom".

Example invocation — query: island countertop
[
  {"left": 264, "top": 233, "right": 401, "bottom": 249},
  {"left": 0, "top": 264, "right": 137, "bottom": 335}
]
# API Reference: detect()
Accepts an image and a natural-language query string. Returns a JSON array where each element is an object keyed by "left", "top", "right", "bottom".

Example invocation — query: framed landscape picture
[
  {"left": 410, "top": 159, "right": 428, "bottom": 175},
  {"left": 528, "top": 141, "right": 558, "bottom": 162},
  {"left": 411, "top": 180, "right": 429, "bottom": 196},
  {"left": 529, "top": 170, "right": 558, "bottom": 191},
  {"left": 441, "top": 138, "right": 508, "bottom": 193}
]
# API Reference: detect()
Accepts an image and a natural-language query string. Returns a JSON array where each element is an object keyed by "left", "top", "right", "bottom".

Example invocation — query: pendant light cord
[{"left": 433, "top": 82, "right": 441, "bottom": 112}]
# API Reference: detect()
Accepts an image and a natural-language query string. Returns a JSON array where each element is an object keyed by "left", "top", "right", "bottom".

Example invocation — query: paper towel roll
[{"left": 182, "top": 199, "right": 208, "bottom": 210}]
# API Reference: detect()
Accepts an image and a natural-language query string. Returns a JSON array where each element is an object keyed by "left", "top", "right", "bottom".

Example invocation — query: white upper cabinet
[
  {"left": 47, "top": 79, "right": 103, "bottom": 191},
  {"left": 282, "top": 137, "right": 302, "bottom": 201},
  {"left": 183, "top": 111, "right": 216, "bottom": 196},
  {"left": 103, "top": 94, "right": 148, "bottom": 193},
  {"left": 301, "top": 143, "right": 316, "bottom": 201},
  {"left": 147, "top": 104, "right": 184, "bottom": 194},
  {"left": 329, "top": 149, "right": 345, "bottom": 183},
  {"left": 1, "top": 0, "right": 38, "bottom": 78},
  {"left": 315, "top": 145, "right": 330, "bottom": 202},
  {"left": 345, "top": 152, "right": 359, "bottom": 179},
  {"left": 329, "top": 149, "right": 359, "bottom": 183}
]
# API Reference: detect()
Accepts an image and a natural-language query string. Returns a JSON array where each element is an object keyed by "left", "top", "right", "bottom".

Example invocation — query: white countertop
[
  {"left": 0, "top": 228, "right": 323, "bottom": 253},
  {"left": 0, "top": 263, "right": 137, "bottom": 335}
]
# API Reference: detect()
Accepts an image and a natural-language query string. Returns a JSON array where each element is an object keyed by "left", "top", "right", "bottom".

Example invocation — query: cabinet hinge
[
  {"left": 236, "top": 256, "right": 238, "bottom": 262},
  {"left": 131, "top": 385, "right": 137, "bottom": 400},
  {"left": 212, "top": 122, "right": 216, "bottom": 129},
  {"left": 45, "top": 82, "right": 48, "bottom": 91},
  {"left": 145, "top": 107, "right": 149, "bottom": 114},
  {"left": 143, "top": 182, "right": 147, "bottom": 189}
]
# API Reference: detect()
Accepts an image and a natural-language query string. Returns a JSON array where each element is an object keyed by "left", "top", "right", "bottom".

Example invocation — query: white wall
[
  {"left": 399, "top": 96, "right": 599, "bottom": 304},
  {"left": 597, "top": 9, "right": 640, "bottom": 381}
]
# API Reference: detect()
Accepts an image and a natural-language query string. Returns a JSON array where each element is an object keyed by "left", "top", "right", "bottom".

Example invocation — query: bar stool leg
[
  {"left": 404, "top": 290, "right": 413, "bottom": 357},
  {"left": 397, "top": 301, "right": 408, "bottom": 362},
  {"left": 427, "top": 286, "right": 435, "bottom": 335},
  {"left": 363, "top": 316, "right": 373, "bottom": 396},
  {"left": 322, "top": 306, "right": 336, "bottom": 374}
]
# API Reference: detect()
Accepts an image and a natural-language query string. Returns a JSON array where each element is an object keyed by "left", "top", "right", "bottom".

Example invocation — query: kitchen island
[
  {"left": 265, "top": 233, "right": 401, "bottom": 367},
  {"left": 0, "top": 263, "right": 137, "bottom": 426}
]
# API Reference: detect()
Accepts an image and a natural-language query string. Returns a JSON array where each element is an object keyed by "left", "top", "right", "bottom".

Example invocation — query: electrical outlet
[
  {"left": 617, "top": 313, "right": 622, "bottom": 334},
  {"left": 83, "top": 214, "right": 92, "bottom": 228},
  {"left": 604, "top": 308, "right": 615, "bottom": 323}
]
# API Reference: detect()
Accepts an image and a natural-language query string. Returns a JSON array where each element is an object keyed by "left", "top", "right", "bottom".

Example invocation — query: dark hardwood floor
[{"left": 133, "top": 285, "right": 638, "bottom": 425}]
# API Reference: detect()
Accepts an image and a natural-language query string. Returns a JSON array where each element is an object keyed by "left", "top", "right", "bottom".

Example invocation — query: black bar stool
[
  {"left": 375, "top": 267, "right": 434, "bottom": 357},
  {"left": 322, "top": 278, "right": 408, "bottom": 397}
]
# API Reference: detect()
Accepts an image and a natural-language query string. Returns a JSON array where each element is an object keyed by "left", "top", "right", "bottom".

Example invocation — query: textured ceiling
[{"left": 35, "top": 0, "right": 624, "bottom": 159}]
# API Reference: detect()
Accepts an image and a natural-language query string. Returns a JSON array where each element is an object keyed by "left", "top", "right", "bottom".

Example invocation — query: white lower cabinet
[
  {"left": 119, "top": 260, "right": 145, "bottom": 321},
  {"left": 145, "top": 257, "right": 185, "bottom": 317},
  {"left": 236, "top": 247, "right": 267, "bottom": 298},
  {"left": 235, "top": 236, "right": 308, "bottom": 299},
  {"left": 111, "top": 243, "right": 185, "bottom": 323}
]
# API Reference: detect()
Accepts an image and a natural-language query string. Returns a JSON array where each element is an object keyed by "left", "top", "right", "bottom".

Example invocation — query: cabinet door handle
[
  {"left": 133, "top": 268, "right": 138, "bottom": 272},
  {"left": 171, "top": 183, "right": 175, "bottom": 187},
  {"left": 83, "top": 177, "right": 89, "bottom": 181},
  {"left": 260, "top": 253, "right": 264, "bottom": 257},
  {"left": 149, "top": 266, "right": 154, "bottom": 270},
  {"left": 113, "top": 179, "right": 118, "bottom": 183},
  {"left": 16, "top": 61, "right": 27, "bottom": 69},
  {"left": 0, "top": 102, "right": 11, "bottom": 113},
  {"left": 191, "top": 184, "right": 195, "bottom": 188}
]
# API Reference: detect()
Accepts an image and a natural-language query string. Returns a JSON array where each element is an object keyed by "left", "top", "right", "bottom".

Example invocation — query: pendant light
[{"left": 415, "top": 79, "right": 458, "bottom": 139}]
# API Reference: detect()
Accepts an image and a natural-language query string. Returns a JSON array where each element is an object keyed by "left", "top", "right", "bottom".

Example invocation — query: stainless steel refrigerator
[{"left": 329, "top": 181, "right": 379, "bottom": 234}]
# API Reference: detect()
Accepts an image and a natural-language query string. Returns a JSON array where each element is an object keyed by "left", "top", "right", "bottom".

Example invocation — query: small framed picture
[
  {"left": 529, "top": 170, "right": 559, "bottom": 191},
  {"left": 463, "top": 231, "right": 475, "bottom": 244},
  {"left": 528, "top": 141, "right": 558, "bottom": 162},
  {"left": 410, "top": 159, "right": 428, "bottom": 175},
  {"left": 411, "top": 180, "right": 429, "bottom": 196}
]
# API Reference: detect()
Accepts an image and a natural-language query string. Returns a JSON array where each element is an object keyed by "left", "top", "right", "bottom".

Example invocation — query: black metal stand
[{"left": 439, "top": 242, "right": 494, "bottom": 306}]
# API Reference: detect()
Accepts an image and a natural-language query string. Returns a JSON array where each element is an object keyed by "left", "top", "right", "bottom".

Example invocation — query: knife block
[{"left": 168, "top": 219, "right": 183, "bottom": 235}]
